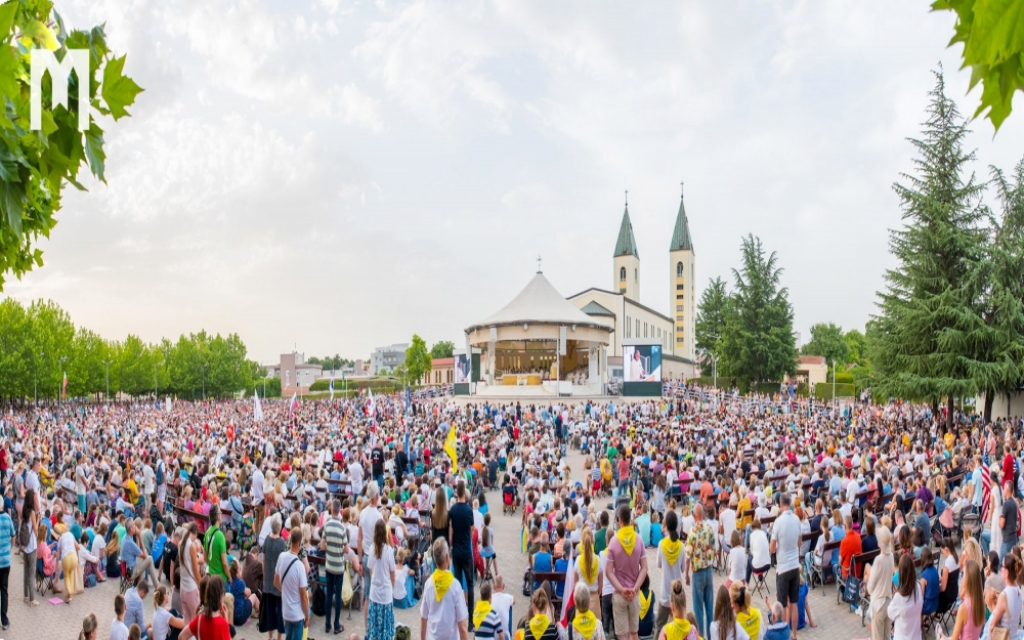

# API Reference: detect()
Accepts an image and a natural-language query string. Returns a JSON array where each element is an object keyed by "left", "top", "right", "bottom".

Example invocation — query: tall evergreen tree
[
  {"left": 695, "top": 277, "right": 729, "bottom": 375},
  {"left": 719, "top": 234, "right": 797, "bottom": 387},
  {"left": 974, "top": 158, "right": 1024, "bottom": 421},
  {"left": 873, "top": 72, "right": 989, "bottom": 430}
]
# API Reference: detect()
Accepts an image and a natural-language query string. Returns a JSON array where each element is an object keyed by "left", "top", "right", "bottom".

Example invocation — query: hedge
[
  {"left": 751, "top": 382, "right": 784, "bottom": 396},
  {"left": 813, "top": 382, "right": 856, "bottom": 399},
  {"left": 834, "top": 371, "right": 855, "bottom": 384},
  {"left": 689, "top": 376, "right": 737, "bottom": 389},
  {"left": 308, "top": 377, "right": 400, "bottom": 392}
]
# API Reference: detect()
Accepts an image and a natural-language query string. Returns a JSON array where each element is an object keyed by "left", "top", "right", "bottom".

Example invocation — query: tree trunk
[
  {"left": 946, "top": 395, "right": 954, "bottom": 432},
  {"left": 984, "top": 389, "right": 994, "bottom": 424}
]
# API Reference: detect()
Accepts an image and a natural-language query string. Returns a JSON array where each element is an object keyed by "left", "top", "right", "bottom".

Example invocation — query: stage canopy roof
[{"left": 465, "top": 271, "right": 612, "bottom": 344}]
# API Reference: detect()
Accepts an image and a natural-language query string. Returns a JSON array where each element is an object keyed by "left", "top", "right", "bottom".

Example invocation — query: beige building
[
  {"left": 976, "top": 391, "right": 1024, "bottom": 419},
  {"left": 568, "top": 186, "right": 697, "bottom": 380},
  {"left": 420, "top": 357, "right": 455, "bottom": 386},
  {"left": 788, "top": 355, "right": 828, "bottom": 387},
  {"left": 266, "top": 352, "right": 322, "bottom": 395}
]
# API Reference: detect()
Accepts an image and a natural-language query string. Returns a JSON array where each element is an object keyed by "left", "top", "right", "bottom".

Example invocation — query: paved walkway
[{"left": 2, "top": 446, "right": 871, "bottom": 640}]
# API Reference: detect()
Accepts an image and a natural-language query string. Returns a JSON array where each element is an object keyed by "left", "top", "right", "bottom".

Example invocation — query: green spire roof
[
  {"left": 614, "top": 205, "right": 639, "bottom": 258},
  {"left": 670, "top": 185, "right": 693, "bottom": 252}
]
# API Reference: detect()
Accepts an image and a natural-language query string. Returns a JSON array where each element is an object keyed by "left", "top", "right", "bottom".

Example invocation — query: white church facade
[{"left": 568, "top": 186, "right": 698, "bottom": 381}]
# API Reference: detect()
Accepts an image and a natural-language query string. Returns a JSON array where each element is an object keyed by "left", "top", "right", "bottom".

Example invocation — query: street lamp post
[
  {"left": 58, "top": 355, "right": 68, "bottom": 403},
  {"left": 103, "top": 359, "right": 111, "bottom": 398},
  {"left": 35, "top": 350, "right": 44, "bottom": 405}
]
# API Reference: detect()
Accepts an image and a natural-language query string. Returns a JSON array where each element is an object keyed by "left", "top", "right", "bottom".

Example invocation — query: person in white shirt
[
  {"left": 490, "top": 575, "right": 515, "bottom": 640},
  {"left": 748, "top": 519, "right": 771, "bottom": 582},
  {"left": 251, "top": 460, "right": 266, "bottom": 535},
  {"left": 110, "top": 594, "right": 131, "bottom": 640},
  {"left": 420, "top": 538, "right": 469, "bottom": 640},
  {"left": 274, "top": 528, "right": 310, "bottom": 639},
  {"left": 887, "top": 554, "right": 923, "bottom": 640}
]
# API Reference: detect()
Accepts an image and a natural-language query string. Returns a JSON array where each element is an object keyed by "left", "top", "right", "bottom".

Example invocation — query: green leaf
[
  {"left": 84, "top": 123, "right": 104, "bottom": 183},
  {"left": 0, "top": 1, "right": 18, "bottom": 41},
  {"left": 0, "top": 180, "right": 23, "bottom": 235},
  {"left": 21, "top": 20, "right": 58, "bottom": 50},
  {"left": 101, "top": 54, "right": 142, "bottom": 120}
]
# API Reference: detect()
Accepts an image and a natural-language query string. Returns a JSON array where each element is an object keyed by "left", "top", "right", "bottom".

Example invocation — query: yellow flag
[{"left": 445, "top": 423, "right": 458, "bottom": 473}]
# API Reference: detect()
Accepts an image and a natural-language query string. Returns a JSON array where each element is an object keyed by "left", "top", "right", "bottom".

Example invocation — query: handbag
[
  {"left": 992, "top": 627, "right": 1010, "bottom": 640},
  {"left": 341, "top": 567, "right": 354, "bottom": 605}
]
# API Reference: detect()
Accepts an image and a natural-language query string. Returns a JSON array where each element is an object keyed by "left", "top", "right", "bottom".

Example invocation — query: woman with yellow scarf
[
  {"left": 658, "top": 579, "right": 698, "bottom": 640},
  {"left": 574, "top": 529, "right": 603, "bottom": 619},
  {"left": 517, "top": 589, "right": 558, "bottom": 640},
  {"left": 570, "top": 583, "right": 606, "bottom": 640}
]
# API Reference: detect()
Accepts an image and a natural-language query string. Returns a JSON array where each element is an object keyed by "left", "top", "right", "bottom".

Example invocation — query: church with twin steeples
[{"left": 568, "top": 185, "right": 697, "bottom": 379}]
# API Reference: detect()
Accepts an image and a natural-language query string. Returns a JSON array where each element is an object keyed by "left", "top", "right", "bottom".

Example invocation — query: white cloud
[{"left": 6, "top": 0, "right": 1024, "bottom": 364}]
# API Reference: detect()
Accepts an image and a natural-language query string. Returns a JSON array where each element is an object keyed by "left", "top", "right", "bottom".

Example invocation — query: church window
[
  {"left": 619, "top": 267, "right": 626, "bottom": 282},
  {"left": 677, "top": 262, "right": 683, "bottom": 278}
]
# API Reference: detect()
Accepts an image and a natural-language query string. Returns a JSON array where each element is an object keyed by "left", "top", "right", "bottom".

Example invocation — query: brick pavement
[{"left": 2, "top": 446, "right": 870, "bottom": 640}]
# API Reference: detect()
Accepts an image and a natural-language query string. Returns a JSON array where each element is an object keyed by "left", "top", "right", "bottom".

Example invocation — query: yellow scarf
[
  {"left": 660, "top": 538, "right": 682, "bottom": 567},
  {"left": 665, "top": 617, "right": 693, "bottom": 640},
  {"left": 529, "top": 614, "right": 551, "bottom": 640},
  {"left": 616, "top": 526, "right": 637, "bottom": 556},
  {"left": 473, "top": 601, "right": 493, "bottom": 630},
  {"left": 581, "top": 554, "right": 599, "bottom": 584},
  {"left": 737, "top": 609, "right": 761, "bottom": 640},
  {"left": 572, "top": 610, "right": 598, "bottom": 639},
  {"left": 639, "top": 589, "right": 652, "bottom": 620},
  {"left": 432, "top": 569, "right": 454, "bottom": 602}
]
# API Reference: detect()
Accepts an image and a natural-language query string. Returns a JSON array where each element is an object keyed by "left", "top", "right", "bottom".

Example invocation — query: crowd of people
[{"left": 0, "top": 384, "right": 1020, "bottom": 640}]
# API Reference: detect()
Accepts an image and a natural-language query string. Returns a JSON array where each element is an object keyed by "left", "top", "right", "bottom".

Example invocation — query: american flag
[{"left": 982, "top": 463, "right": 992, "bottom": 524}]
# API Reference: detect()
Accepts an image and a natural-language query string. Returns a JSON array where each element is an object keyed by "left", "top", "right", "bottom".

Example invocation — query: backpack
[
  {"left": 311, "top": 582, "right": 326, "bottom": 616},
  {"left": 18, "top": 520, "right": 30, "bottom": 548},
  {"left": 156, "top": 460, "right": 165, "bottom": 486}
]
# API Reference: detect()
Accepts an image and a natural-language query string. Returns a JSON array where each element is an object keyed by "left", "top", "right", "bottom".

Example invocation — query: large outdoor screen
[{"left": 622, "top": 344, "right": 662, "bottom": 382}]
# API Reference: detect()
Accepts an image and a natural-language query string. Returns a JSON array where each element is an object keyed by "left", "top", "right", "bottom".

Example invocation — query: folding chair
[
  {"left": 751, "top": 565, "right": 771, "bottom": 598},
  {"left": 35, "top": 557, "right": 56, "bottom": 596},
  {"left": 120, "top": 561, "right": 131, "bottom": 595}
]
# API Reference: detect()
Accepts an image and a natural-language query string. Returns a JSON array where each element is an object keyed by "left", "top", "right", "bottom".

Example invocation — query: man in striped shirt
[
  {"left": 472, "top": 582, "right": 504, "bottom": 640},
  {"left": 319, "top": 499, "right": 350, "bottom": 635}
]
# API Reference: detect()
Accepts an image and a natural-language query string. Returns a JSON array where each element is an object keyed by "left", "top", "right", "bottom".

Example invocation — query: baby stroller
[{"left": 502, "top": 484, "right": 517, "bottom": 515}]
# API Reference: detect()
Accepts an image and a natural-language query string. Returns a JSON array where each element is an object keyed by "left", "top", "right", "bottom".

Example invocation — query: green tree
[
  {"left": 932, "top": 0, "right": 1024, "bottom": 131},
  {"left": 872, "top": 72, "right": 990, "bottom": 430},
  {"left": 973, "top": 158, "right": 1024, "bottom": 420},
  {"left": 404, "top": 334, "right": 432, "bottom": 386},
  {"left": 801, "top": 322, "right": 849, "bottom": 376},
  {"left": 26, "top": 298, "right": 74, "bottom": 399},
  {"left": 430, "top": 340, "right": 455, "bottom": 359},
  {"left": 843, "top": 329, "right": 869, "bottom": 367},
  {"left": 694, "top": 277, "right": 728, "bottom": 375},
  {"left": 718, "top": 234, "right": 797, "bottom": 387},
  {"left": 0, "top": 298, "right": 31, "bottom": 398},
  {"left": 0, "top": 1, "right": 142, "bottom": 290}
]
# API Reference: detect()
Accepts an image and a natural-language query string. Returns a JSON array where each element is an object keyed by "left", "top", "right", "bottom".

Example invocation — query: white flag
[
  {"left": 254, "top": 390, "right": 265, "bottom": 421},
  {"left": 330, "top": 376, "right": 335, "bottom": 401},
  {"left": 165, "top": 395, "right": 172, "bottom": 413}
]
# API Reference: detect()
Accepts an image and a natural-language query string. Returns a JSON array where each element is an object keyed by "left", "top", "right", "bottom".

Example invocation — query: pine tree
[
  {"left": 873, "top": 72, "right": 989, "bottom": 430},
  {"left": 695, "top": 277, "right": 729, "bottom": 375},
  {"left": 974, "top": 159, "right": 1024, "bottom": 421},
  {"left": 719, "top": 234, "right": 797, "bottom": 387}
]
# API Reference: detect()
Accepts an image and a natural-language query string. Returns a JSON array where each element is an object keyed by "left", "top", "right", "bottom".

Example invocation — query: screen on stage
[
  {"left": 622, "top": 345, "right": 662, "bottom": 382},
  {"left": 454, "top": 354, "right": 471, "bottom": 383}
]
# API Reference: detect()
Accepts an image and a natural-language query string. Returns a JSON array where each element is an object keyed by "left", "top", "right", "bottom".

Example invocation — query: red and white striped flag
[{"left": 981, "top": 463, "right": 992, "bottom": 524}]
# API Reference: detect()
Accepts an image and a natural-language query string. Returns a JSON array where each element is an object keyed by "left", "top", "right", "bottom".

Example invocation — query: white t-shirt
[
  {"left": 275, "top": 551, "right": 308, "bottom": 623},
  {"left": 367, "top": 545, "right": 396, "bottom": 604},
  {"left": 727, "top": 546, "right": 746, "bottom": 582},
  {"left": 709, "top": 621, "right": 749, "bottom": 640},
  {"left": 110, "top": 618, "right": 130, "bottom": 640},
  {"left": 771, "top": 511, "right": 801, "bottom": 574},
  {"left": 358, "top": 506, "right": 383, "bottom": 556},
  {"left": 420, "top": 573, "right": 468, "bottom": 640},
  {"left": 491, "top": 591, "right": 514, "bottom": 637},
  {"left": 600, "top": 550, "right": 615, "bottom": 596},
  {"left": 720, "top": 509, "right": 738, "bottom": 544},
  {"left": 251, "top": 469, "right": 265, "bottom": 504}
]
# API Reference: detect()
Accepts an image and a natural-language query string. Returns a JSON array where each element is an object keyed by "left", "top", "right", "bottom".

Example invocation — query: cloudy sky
[{"left": 5, "top": 0, "right": 1024, "bottom": 364}]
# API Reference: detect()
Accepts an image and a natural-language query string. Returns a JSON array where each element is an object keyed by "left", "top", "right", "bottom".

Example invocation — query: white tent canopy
[{"left": 467, "top": 271, "right": 606, "bottom": 332}]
